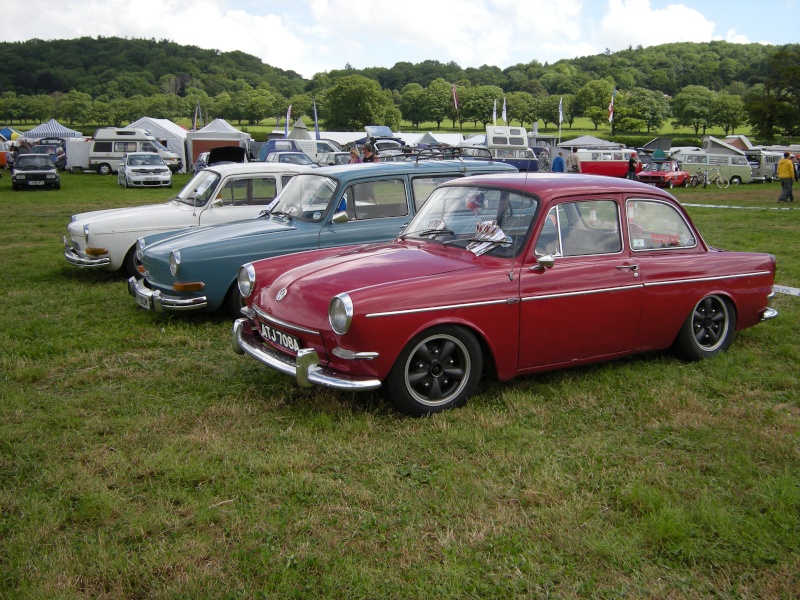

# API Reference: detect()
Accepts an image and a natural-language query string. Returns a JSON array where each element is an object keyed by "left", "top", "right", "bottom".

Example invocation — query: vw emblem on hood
[{"left": 276, "top": 287, "right": 288, "bottom": 301}]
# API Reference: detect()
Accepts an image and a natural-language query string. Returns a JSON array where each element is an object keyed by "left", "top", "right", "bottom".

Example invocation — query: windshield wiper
[{"left": 400, "top": 227, "right": 454, "bottom": 240}]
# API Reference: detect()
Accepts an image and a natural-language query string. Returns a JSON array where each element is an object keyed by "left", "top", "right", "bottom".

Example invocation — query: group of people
[
  {"left": 542, "top": 148, "right": 580, "bottom": 173},
  {"left": 347, "top": 143, "right": 376, "bottom": 164},
  {"left": 776, "top": 151, "right": 798, "bottom": 203}
]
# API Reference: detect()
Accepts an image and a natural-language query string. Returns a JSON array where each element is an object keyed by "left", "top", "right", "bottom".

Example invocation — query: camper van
[
  {"left": 575, "top": 148, "right": 640, "bottom": 178},
  {"left": 670, "top": 148, "right": 752, "bottom": 184},
  {"left": 745, "top": 149, "right": 784, "bottom": 182},
  {"left": 90, "top": 128, "right": 182, "bottom": 175},
  {"left": 483, "top": 125, "right": 538, "bottom": 171}
]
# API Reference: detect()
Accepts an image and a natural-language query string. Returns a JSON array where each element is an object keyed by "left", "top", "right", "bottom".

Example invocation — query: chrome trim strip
[
  {"left": 521, "top": 283, "right": 643, "bottom": 302},
  {"left": 642, "top": 270, "right": 773, "bottom": 288},
  {"left": 332, "top": 347, "right": 379, "bottom": 360},
  {"left": 366, "top": 298, "right": 508, "bottom": 318},
  {"left": 63, "top": 245, "right": 111, "bottom": 269},
  {"left": 128, "top": 276, "right": 207, "bottom": 312},
  {"left": 253, "top": 304, "right": 320, "bottom": 336}
]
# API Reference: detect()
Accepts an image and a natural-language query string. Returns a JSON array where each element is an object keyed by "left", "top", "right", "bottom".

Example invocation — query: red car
[
  {"left": 636, "top": 160, "right": 691, "bottom": 188},
  {"left": 233, "top": 174, "right": 777, "bottom": 416}
]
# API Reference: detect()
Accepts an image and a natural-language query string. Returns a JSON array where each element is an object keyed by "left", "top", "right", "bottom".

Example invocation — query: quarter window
[{"left": 626, "top": 199, "right": 696, "bottom": 250}]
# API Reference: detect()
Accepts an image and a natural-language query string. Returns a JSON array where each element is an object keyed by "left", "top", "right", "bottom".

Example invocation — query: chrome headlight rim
[
  {"left": 169, "top": 250, "right": 181, "bottom": 277},
  {"left": 237, "top": 263, "right": 256, "bottom": 299},
  {"left": 329, "top": 293, "right": 354, "bottom": 335},
  {"left": 136, "top": 237, "right": 146, "bottom": 261}
]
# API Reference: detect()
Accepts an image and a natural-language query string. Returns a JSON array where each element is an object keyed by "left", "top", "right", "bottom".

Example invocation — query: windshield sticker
[
  {"left": 426, "top": 219, "right": 447, "bottom": 231},
  {"left": 467, "top": 220, "right": 510, "bottom": 256}
]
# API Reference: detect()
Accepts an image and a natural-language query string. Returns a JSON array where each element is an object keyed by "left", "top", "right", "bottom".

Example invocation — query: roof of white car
[{"left": 204, "top": 162, "right": 313, "bottom": 176}]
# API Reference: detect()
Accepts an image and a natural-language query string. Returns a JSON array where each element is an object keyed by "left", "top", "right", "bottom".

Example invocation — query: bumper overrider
[
  {"left": 128, "top": 276, "right": 208, "bottom": 312},
  {"left": 232, "top": 318, "right": 382, "bottom": 392},
  {"left": 63, "top": 235, "right": 110, "bottom": 269}
]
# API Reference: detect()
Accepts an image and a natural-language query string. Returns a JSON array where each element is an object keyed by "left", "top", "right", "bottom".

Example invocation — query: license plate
[
  {"left": 145, "top": 178, "right": 158, "bottom": 182},
  {"left": 136, "top": 292, "right": 151, "bottom": 310},
  {"left": 29, "top": 181, "right": 44, "bottom": 186},
  {"left": 260, "top": 322, "right": 301, "bottom": 353}
]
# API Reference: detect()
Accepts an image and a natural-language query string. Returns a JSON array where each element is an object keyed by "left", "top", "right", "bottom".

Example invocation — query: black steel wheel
[
  {"left": 385, "top": 325, "right": 482, "bottom": 416},
  {"left": 673, "top": 295, "right": 736, "bottom": 361}
]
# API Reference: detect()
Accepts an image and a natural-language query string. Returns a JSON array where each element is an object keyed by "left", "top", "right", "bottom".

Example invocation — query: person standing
[
  {"left": 627, "top": 152, "right": 640, "bottom": 180},
  {"left": 361, "top": 144, "right": 377, "bottom": 163},
  {"left": 551, "top": 151, "right": 565, "bottom": 173},
  {"left": 565, "top": 148, "right": 581, "bottom": 173},
  {"left": 776, "top": 152, "right": 795, "bottom": 203},
  {"left": 348, "top": 148, "right": 361, "bottom": 164}
]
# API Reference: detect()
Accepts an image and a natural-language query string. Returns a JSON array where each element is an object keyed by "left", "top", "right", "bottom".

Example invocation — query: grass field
[{"left": 1, "top": 171, "right": 798, "bottom": 598}]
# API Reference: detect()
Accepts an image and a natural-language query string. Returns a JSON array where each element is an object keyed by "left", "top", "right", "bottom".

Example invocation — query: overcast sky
[{"left": 2, "top": 0, "right": 797, "bottom": 79}]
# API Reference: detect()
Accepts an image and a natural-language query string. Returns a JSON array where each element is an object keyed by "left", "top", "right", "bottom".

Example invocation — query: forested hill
[{"left": 0, "top": 36, "right": 783, "bottom": 100}]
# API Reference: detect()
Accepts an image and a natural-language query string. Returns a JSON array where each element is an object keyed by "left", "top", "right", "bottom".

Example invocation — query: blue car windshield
[{"left": 267, "top": 174, "right": 337, "bottom": 222}]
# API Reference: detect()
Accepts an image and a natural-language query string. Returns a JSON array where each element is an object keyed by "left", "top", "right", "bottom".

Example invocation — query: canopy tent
[
  {"left": 287, "top": 118, "right": 312, "bottom": 140},
  {"left": 0, "top": 126, "right": 23, "bottom": 141},
  {"left": 186, "top": 119, "right": 253, "bottom": 167},
  {"left": 411, "top": 132, "right": 464, "bottom": 147},
  {"left": 557, "top": 135, "right": 624, "bottom": 150},
  {"left": 127, "top": 117, "right": 189, "bottom": 173},
  {"left": 21, "top": 119, "right": 83, "bottom": 141}
]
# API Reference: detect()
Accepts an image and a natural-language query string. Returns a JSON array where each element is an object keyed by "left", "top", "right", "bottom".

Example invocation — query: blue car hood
[{"left": 142, "top": 216, "right": 297, "bottom": 254}]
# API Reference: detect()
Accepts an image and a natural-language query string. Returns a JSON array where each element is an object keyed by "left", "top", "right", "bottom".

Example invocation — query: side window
[
  {"left": 626, "top": 199, "right": 696, "bottom": 250},
  {"left": 114, "top": 141, "right": 137, "bottom": 153},
  {"left": 216, "top": 178, "right": 250, "bottom": 206},
  {"left": 345, "top": 178, "right": 408, "bottom": 220},
  {"left": 281, "top": 174, "right": 295, "bottom": 188},
  {"left": 535, "top": 200, "right": 621, "bottom": 257},
  {"left": 411, "top": 176, "right": 457, "bottom": 211},
  {"left": 93, "top": 141, "right": 112, "bottom": 152},
  {"left": 251, "top": 177, "right": 278, "bottom": 205}
]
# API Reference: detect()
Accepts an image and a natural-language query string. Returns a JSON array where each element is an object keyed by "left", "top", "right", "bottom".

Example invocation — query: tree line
[{"left": 0, "top": 37, "right": 796, "bottom": 141}]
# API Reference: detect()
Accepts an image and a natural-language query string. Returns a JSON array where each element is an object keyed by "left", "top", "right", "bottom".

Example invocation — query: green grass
[{"left": 1, "top": 172, "right": 798, "bottom": 598}]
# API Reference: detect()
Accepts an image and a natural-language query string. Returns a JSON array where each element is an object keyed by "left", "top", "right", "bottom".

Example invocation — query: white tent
[
  {"left": 22, "top": 118, "right": 83, "bottom": 141},
  {"left": 557, "top": 135, "right": 624, "bottom": 150},
  {"left": 186, "top": 119, "right": 253, "bottom": 167},
  {"left": 127, "top": 117, "right": 188, "bottom": 173}
]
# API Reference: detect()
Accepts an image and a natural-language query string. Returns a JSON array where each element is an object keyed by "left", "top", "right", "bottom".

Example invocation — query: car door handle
[{"left": 616, "top": 264, "right": 639, "bottom": 272}]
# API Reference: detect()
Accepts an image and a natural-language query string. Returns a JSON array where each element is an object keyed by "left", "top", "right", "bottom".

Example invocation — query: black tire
[
  {"left": 97, "top": 163, "right": 112, "bottom": 176},
  {"left": 666, "top": 180, "right": 674, "bottom": 189},
  {"left": 223, "top": 281, "right": 245, "bottom": 318},
  {"left": 122, "top": 246, "right": 139, "bottom": 278},
  {"left": 385, "top": 325, "right": 482, "bottom": 416},
  {"left": 673, "top": 295, "right": 736, "bottom": 361},
  {"left": 730, "top": 176, "right": 742, "bottom": 185},
  {"left": 683, "top": 177, "right": 690, "bottom": 188}
]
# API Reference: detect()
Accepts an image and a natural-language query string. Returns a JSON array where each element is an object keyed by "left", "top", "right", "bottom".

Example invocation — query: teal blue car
[{"left": 129, "top": 158, "right": 517, "bottom": 315}]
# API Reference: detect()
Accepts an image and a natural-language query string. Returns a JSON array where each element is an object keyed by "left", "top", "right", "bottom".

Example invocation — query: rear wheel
[
  {"left": 673, "top": 295, "right": 736, "bottom": 361},
  {"left": 223, "top": 282, "right": 245, "bottom": 318},
  {"left": 730, "top": 176, "right": 742, "bottom": 185},
  {"left": 123, "top": 246, "right": 139, "bottom": 278},
  {"left": 716, "top": 176, "right": 730, "bottom": 189},
  {"left": 97, "top": 163, "right": 112, "bottom": 176},
  {"left": 385, "top": 325, "right": 482, "bottom": 416}
]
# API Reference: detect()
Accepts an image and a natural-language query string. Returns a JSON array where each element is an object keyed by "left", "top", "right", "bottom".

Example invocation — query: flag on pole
[
  {"left": 493, "top": 99, "right": 497, "bottom": 125},
  {"left": 451, "top": 84, "right": 459, "bottom": 111},
  {"left": 608, "top": 89, "right": 617, "bottom": 123},
  {"left": 313, "top": 99, "right": 320, "bottom": 140},
  {"left": 502, "top": 97, "right": 507, "bottom": 124},
  {"left": 284, "top": 104, "right": 292, "bottom": 137},
  {"left": 558, "top": 96, "right": 563, "bottom": 125}
]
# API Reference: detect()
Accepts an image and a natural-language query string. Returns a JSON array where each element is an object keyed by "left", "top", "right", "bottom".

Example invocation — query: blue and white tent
[{"left": 22, "top": 119, "right": 83, "bottom": 141}]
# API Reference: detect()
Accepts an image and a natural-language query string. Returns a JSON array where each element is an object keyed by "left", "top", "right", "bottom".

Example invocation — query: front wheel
[
  {"left": 673, "top": 295, "right": 736, "bottom": 361},
  {"left": 729, "top": 176, "right": 742, "bottom": 185},
  {"left": 716, "top": 176, "right": 730, "bottom": 189},
  {"left": 97, "top": 163, "right": 112, "bottom": 176},
  {"left": 666, "top": 180, "right": 674, "bottom": 189},
  {"left": 385, "top": 325, "right": 482, "bottom": 416}
]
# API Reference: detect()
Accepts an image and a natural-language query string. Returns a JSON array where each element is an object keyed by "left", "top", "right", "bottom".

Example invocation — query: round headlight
[
  {"left": 329, "top": 293, "right": 353, "bottom": 335},
  {"left": 237, "top": 263, "right": 256, "bottom": 299},
  {"left": 169, "top": 250, "right": 181, "bottom": 277}
]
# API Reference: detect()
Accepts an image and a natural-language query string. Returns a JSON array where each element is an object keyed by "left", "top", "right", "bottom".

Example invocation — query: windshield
[
  {"left": 16, "top": 156, "right": 55, "bottom": 169},
  {"left": 127, "top": 154, "right": 166, "bottom": 166},
  {"left": 403, "top": 185, "right": 539, "bottom": 257},
  {"left": 645, "top": 162, "right": 673, "bottom": 172},
  {"left": 174, "top": 169, "right": 222, "bottom": 207},
  {"left": 266, "top": 174, "right": 337, "bottom": 221}
]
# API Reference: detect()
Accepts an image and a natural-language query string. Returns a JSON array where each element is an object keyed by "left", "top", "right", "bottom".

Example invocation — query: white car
[
  {"left": 64, "top": 162, "right": 311, "bottom": 276},
  {"left": 117, "top": 152, "right": 173, "bottom": 188}
]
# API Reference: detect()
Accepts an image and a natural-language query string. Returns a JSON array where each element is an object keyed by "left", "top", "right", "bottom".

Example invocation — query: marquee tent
[
  {"left": 557, "top": 135, "right": 623, "bottom": 150},
  {"left": 127, "top": 117, "right": 189, "bottom": 173},
  {"left": 22, "top": 119, "right": 83, "bottom": 141},
  {"left": 0, "top": 126, "right": 23, "bottom": 141},
  {"left": 186, "top": 119, "right": 253, "bottom": 167}
]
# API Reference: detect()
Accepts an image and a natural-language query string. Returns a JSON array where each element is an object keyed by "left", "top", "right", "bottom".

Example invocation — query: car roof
[
  {"left": 443, "top": 172, "right": 677, "bottom": 200},
  {"left": 310, "top": 159, "right": 517, "bottom": 181},
  {"left": 204, "top": 162, "right": 313, "bottom": 176}
]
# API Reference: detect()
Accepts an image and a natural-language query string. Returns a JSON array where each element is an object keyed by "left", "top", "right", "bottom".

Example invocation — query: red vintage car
[
  {"left": 636, "top": 160, "right": 691, "bottom": 188},
  {"left": 233, "top": 174, "right": 778, "bottom": 416}
]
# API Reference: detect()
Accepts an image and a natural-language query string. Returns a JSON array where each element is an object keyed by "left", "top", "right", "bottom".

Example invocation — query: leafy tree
[
  {"left": 672, "top": 85, "right": 716, "bottom": 134},
  {"left": 505, "top": 91, "right": 536, "bottom": 128},
  {"left": 539, "top": 95, "right": 565, "bottom": 130},
  {"left": 320, "top": 75, "right": 393, "bottom": 130},
  {"left": 625, "top": 87, "right": 670, "bottom": 133},
  {"left": 26, "top": 94, "right": 56, "bottom": 122},
  {"left": 399, "top": 87, "right": 426, "bottom": 129},
  {"left": 573, "top": 79, "right": 614, "bottom": 117},
  {"left": 421, "top": 79, "right": 453, "bottom": 129},
  {"left": 712, "top": 92, "right": 747, "bottom": 135},
  {"left": 461, "top": 85, "right": 503, "bottom": 127},
  {"left": 56, "top": 90, "right": 93, "bottom": 125},
  {"left": 743, "top": 45, "right": 800, "bottom": 138}
]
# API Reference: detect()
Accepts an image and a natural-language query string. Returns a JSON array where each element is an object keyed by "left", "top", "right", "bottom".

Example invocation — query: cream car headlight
[
  {"left": 329, "top": 293, "right": 353, "bottom": 335},
  {"left": 237, "top": 263, "right": 256, "bottom": 299},
  {"left": 169, "top": 250, "right": 181, "bottom": 277}
]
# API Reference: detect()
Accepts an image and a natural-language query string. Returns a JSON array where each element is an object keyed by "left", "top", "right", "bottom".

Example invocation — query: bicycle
[{"left": 692, "top": 168, "right": 730, "bottom": 189}]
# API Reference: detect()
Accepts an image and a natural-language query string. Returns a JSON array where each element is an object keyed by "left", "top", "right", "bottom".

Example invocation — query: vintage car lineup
[{"left": 64, "top": 159, "right": 778, "bottom": 416}]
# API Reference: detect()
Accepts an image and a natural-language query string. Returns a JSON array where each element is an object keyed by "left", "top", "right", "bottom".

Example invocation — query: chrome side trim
[
  {"left": 522, "top": 284, "right": 643, "bottom": 302},
  {"left": 253, "top": 304, "right": 320, "bottom": 336},
  {"left": 642, "top": 270, "right": 773, "bottom": 288},
  {"left": 366, "top": 298, "right": 508, "bottom": 318},
  {"left": 233, "top": 319, "right": 382, "bottom": 391},
  {"left": 332, "top": 347, "right": 379, "bottom": 360}
]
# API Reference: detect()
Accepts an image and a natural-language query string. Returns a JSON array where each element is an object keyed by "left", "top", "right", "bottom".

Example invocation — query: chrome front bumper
[
  {"left": 63, "top": 236, "right": 110, "bottom": 269},
  {"left": 232, "top": 318, "right": 382, "bottom": 392},
  {"left": 128, "top": 276, "right": 208, "bottom": 312}
]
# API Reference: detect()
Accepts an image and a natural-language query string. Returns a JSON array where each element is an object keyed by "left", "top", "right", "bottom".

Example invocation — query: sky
[{"left": 1, "top": 0, "right": 797, "bottom": 80}]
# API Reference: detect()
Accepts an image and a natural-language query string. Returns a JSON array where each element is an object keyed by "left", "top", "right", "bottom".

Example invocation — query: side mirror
[
  {"left": 530, "top": 254, "right": 556, "bottom": 271},
  {"left": 331, "top": 211, "right": 348, "bottom": 224},
  {"left": 210, "top": 198, "right": 223, "bottom": 208}
]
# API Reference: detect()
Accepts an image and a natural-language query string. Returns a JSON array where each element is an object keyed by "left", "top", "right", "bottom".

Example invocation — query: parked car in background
[
  {"left": 575, "top": 148, "right": 641, "bottom": 178},
  {"left": 129, "top": 158, "right": 518, "bottom": 316},
  {"left": 29, "top": 144, "right": 67, "bottom": 171},
  {"left": 233, "top": 173, "right": 778, "bottom": 416},
  {"left": 11, "top": 153, "right": 61, "bottom": 190},
  {"left": 64, "top": 162, "right": 311, "bottom": 276},
  {"left": 636, "top": 160, "right": 691, "bottom": 188},
  {"left": 193, "top": 146, "right": 248, "bottom": 172},
  {"left": 117, "top": 152, "right": 173, "bottom": 188},
  {"left": 264, "top": 151, "right": 316, "bottom": 166},
  {"left": 317, "top": 151, "right": 351, "bottom": 166}
]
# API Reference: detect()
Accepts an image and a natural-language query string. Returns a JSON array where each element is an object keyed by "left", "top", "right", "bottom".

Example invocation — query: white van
[
  {"left": 745, "top": 149, "right": 784, "bottom": 182},
  {"left": 90, "top": 128, "right": 182, "bottom": 175},
  {"left": 670, "top": 149, "right": 752, "bottom": 184}
]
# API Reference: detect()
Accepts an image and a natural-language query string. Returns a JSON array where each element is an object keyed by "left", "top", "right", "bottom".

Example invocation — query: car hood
[
  {"left": 71, "top": 200, "right": 195, "bottom": 231},
  {"left": 258, "top": 242, "right": 478, "bottom": 323},
  {"left": 142, "top": 216, "right": 297, "bottom": 255}
]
